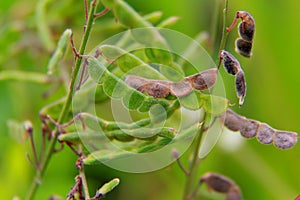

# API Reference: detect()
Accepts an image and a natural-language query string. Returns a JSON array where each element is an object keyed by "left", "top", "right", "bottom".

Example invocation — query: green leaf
[
  {"left": 179, "top": 91, "right": 203, "bottom": 110},
  {"left": 122, "top": 91, "right": 145, "bottom": 110},
  {"left": 103, "top": 74, "right": 129, "bottom": 98},
  {"left": 202, "top": 94, "right": 229, "bottom": 115},
  {"left": 83, "top": 149, "right": 134, "bottom": 165}
]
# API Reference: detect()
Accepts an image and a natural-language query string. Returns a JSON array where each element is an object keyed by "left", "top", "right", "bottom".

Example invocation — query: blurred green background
[{"left": 1, "top": 0, "right": 300, "bottom": 199}]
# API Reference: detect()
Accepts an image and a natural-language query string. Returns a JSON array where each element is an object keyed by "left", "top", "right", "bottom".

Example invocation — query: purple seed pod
[
  {"left": 238, "top": 19, "right": 255, "bottom": 42},
  {"left": 186, "top": 68, "right": 217, "bottom": 91},
  {"left": 235, "top": 70, "right": 246, "bottom": 106},
  {"left": 200, "top": 172, "right": 242, "bottom": 200},
  {"left": 235, "top": 38, "right": 252, "bottom": 58},
  {"left": 273, "top": 131, "right": 298, "bottom": 149},
  {"left": 146, "top": 82, "right": 170, "bottom": 98},
  {"left": 220, "top": 109, "right": 247, "bottom": 132},
  {"left": 124, "top": 75, "right": 148, "bottom": 92},
  {"left": 169, "top": 79, "right": 192, "bottom": 97},
  {"left": 256, "top": 123, "right": 275, "bottom": 144},
  {"left": 240, "top": 119, "right": 259, "bottom": 138},
  {"left": 220, "top": 50, "right": 240, "bottom": 75}
]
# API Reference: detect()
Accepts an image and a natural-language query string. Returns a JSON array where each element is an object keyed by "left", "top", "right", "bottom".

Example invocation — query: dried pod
[
  {"left": 273, "top": 131, "right": 298, "bottom": 149},
  {"left": 235, "top": 70, "right": 246, "bottom": 106},
  {"left": 124, "top": 75, "right": 148, "bottom": 92},
  {"left": 220, "top": 109, "right": 247, "bottom": 132},
  {"left": 227, "top": 11, "right": 255, "bottom": 57},
  {"left": 146, "top": 81, "right": 170, "bottom": 98},
  {"left": 169, "top": 79, "right": 192, "bottom": 97},
  {"left": 186, "top": 68, "right": 217, "bottom": 90},
  {"left": 256, "top": 123, "right": 275, "bottom": 144},
  {"left": 235, "top": 38, "right": 252, "bottom": 58},
  {"left": 200, "top": 172, "right": 242, "bottom": 200},
  {"left": 240, "top": 119, "right": 259, "bottom": 138},
  {"left": 219, "top": 50, "right": 240, "bottom": 75},
  {"left": 227, "top": 11, "right": 255, "bottom": 42}
]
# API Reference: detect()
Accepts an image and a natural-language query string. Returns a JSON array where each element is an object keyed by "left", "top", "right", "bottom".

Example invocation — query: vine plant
[{"left": 2, "top": 0, "right": 298, "bottom": 200}]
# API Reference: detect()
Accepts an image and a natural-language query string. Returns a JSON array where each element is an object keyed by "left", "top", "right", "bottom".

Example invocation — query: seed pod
[
  {"left": 227, "top": 11, "right": 255, "bottom": 57},
  {"left": 169, "top": 79, "right": 192, "bottom": 97},
  {"left": 219, "top": 50, "right": 240, "bottom": 75},
  {"left": 256, "top": 123, "right": 275, "bottom": 144},
  {"left": 124, "top": 75, "right": 148, "bottom": 92},
  {"left": 186, "top": 68, "right": 217, "bottom": 90},
  {"left": 237, "top": 11, "right": 255, "bottom": 42},
  {"left": 146, "top": 81, "right": 170, "bottom": 98},
  {"left": 240, "top": 119, "right": 259, "bottom": 138},
  {"left": 200, "top": 172, "right": 242, "bottom": 200},
  {"left": 235, "top": 38, "right": 253, "bottom": 58},
  {"left": 235, "top": 70, "right": 246, "bottom": 106},
  {"left": 220, "top": 109, "right": 247, "bottom": 132},
  {"left": 273, "top": 131, "right": 298, "bottom": 149}
]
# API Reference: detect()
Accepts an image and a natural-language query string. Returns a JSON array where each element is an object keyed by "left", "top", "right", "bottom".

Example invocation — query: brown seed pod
[
  {"left": 227, "top": 11, "right": 255, "bottom": 42},
  {"left": 235, "top": 70, "right": 246, "bottom": 106},
  {"left": 273, "top": 131, "right": 298, "bottom": 149},
  {"left": 219, "top": 50, "right": 240, "bottom": 75},
  {"left": 220, "top": 109, "right": 247, "bottom": 132},
  {"left": 169, "top": 79, "right": 192, "bottom": 97},
  {"left": 256, "top": 123, "right": 275, "bottom": 145},
  {"left": 146, "top": 81, "right": 170, "bottom": 98},
  {"left": 200, "top": 172, "right": 242, "bottom": 200},
  {"left": 227, "top": 11, "right": 255, "bottom": 58},
  {"left": 124, "top": 75, "right": 148, "bottom": 92},
  {"left": 240, "top": 119, "right": 259, "bottom": 138},
  {"left": 235, "top": 38, "right": 252, "bottom": 58},
  {"left": 186, "top": 68, "right": 217, "bottom": 90}
]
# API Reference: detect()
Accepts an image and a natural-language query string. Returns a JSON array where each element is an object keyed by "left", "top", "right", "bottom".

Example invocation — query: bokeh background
[{"left": 1, "top": 0, "right": 300, "bottom": 199}]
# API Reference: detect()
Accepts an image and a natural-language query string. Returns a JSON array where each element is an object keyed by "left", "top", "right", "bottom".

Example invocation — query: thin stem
[
  {"left": 25, "top": 1, "right": 99, "bottom": 199},
  {"left": 219, "top": 0, "right": 229, "bottom": 52},
  {"left": 80, "top": 165, "right": 90, "bottom": 199},
  {"left": 182, "top": 112, "right": 207, "bottom": 200}
]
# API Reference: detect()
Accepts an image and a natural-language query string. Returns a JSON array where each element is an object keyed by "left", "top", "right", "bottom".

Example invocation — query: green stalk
[
  {"left": 181, "top": 113, "right": 207, "bottom": 200},
  {"left": 25, "top": 1, "right": 99, "bottom": 199},
  {"left": 182, "top": 1, "right": 229, "bottom": 199}
]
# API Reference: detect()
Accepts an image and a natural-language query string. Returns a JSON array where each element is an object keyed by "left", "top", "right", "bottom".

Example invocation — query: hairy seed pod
[
  {"left": 169, "top": 79, "right": 192, "bottom": 97},
  {"left": 124, "top": 75, "right": 148, "bottom": 92},
  {"left": 237, "top": 11, "right": 255, "bottom": 41},
  {"left": 146, "top": 82, "right": 170, "bottom": 98},
  {"left": 200, "top": 172, "right": 242, "bottom": 200},
  {"left": 235, "top": 38, "right": 252, "bottom": 58},
  {"left": 235, "top": 70, "right": 246, "bottom": 106},
  {"left": 186, "top": 68, "right": 217, "bottom": 90},
  {"left": 273, "top": 131, "right": 298, "bottom": 149},
  {"left": 240, "top": 119, "right": 259, "bottom": 138},
  {"left": 256, "top": 123, "right": 275, "bottom": 144},
  {"left": 220, "top": 50, "right": 240, "bottom": 75},
  {"left": 220, "top": 109, "right": 247, "bottom": 131}
]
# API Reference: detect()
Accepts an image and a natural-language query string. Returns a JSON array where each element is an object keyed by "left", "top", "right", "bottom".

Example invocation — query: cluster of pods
[
  {"left": 125, "top": 68, "right": 217, "bottom": 98},
  {"left": 220, "top": 109, "right": 298, "bottom": 149}
]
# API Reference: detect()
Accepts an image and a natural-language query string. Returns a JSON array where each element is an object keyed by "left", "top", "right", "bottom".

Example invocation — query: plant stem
[
  {"left": 25, "top": 1, "right": 99, "bottom": 199},
  {"left": 219, "top": 0, "right": 229, "bottom": 52},
  {"left": 182, "top": 112, "right": 207, "bottom": 200},
  {"left": 182, "top": 1, "right": 229, "bottom": 199}
]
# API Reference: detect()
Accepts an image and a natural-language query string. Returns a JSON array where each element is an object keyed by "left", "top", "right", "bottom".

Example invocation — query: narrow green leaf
[
  {"left": 83, "top": 149, "right": 134, "bottom": 165},
  {"left": 122, "top": 91, "right": 145, "bottom": 110},
  {"left": 202, "top": 94, "right": 229, "bottom": 115},
  {"left": 179, "top": 91, "right": 203, "bottom": 110}
]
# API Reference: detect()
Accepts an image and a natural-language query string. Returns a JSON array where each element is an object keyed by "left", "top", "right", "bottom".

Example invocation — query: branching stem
[{"left": 25, "top": 1, "right": 99, "bottom": 199}]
